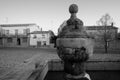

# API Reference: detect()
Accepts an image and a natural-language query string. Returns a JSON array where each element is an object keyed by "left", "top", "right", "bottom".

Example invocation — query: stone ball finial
[{"left": 69, "top": 4, "right": 78, "bottom": 13}]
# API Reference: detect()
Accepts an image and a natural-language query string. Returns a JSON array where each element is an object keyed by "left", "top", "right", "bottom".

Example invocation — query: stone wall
[{"left": 94, "top": 39, "right": 120, "bottom": 49}]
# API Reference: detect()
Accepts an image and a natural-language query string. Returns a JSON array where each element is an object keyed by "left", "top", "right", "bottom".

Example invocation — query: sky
[{"left": 0, "top": 0, "right": 120, "bottom": 34}]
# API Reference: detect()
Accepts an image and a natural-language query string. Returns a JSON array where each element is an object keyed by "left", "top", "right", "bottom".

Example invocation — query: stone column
[{"left": 56, "top": 4, "right": 94, "bottom": 80}]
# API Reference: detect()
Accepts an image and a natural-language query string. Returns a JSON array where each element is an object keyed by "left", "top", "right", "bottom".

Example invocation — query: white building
[
  {"left": 29, "top": 30, "right": 55, "bottom": 47},
  {"left": 0, "top": 23, "right": 38, "bottom": 35},
  {"left": 0, "top": 23, "right": 38, "bottom": 47}
]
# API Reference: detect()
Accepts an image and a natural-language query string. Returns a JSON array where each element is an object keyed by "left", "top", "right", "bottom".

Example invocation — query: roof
[
  {"left": 30, "top": 31, "right": 49, "bottom": 34},
  {"left": 0, "top": 23, "right": 36, "bottom": 27},
  {"left": 30, "top": 31, "right": 53, "bottom": 34},
  {"left": 85, "top": 26, "right": 118, "bottom": 30},
  {"left": 30, "top": 30, "right": 55, "bottom": 37}
]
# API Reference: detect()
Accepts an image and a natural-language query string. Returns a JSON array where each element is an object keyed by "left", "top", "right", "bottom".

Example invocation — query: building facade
[
  {"left": 85, "top": 25, "right": 118, "bottom": 48},
  {"left": 29, "top": 30, "right": 55, "bottom": 47},
  {"left": 0, "top": 23, "right": 38, "bottom": 47},
  {"left": 85, "top": 25, "right": 118, "bottom": 40}
]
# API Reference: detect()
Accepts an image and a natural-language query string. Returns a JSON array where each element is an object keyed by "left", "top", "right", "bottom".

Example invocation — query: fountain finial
[
  {"left": 57, "top": 4, "right": 94, "bottom": 80},
  {"left": 69, "top": 4, "right": 78, "bottom": 13}
]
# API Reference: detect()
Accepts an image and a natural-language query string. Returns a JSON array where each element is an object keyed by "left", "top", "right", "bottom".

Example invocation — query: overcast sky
[{"left": 0, "top": 0, "right": 120, "bottom": 34}]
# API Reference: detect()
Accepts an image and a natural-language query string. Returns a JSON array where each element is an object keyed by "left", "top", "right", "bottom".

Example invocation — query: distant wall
[
  {"left": 94, "top": 39, "right": 120, "bottom": 49},
  {"left": 0, "top": 37, "right": 29, "bottom": 47}
]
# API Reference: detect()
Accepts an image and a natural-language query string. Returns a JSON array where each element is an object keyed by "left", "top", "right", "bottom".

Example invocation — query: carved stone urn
[{"left": 56, "top": 4, "right": 94, "bottom": 80}]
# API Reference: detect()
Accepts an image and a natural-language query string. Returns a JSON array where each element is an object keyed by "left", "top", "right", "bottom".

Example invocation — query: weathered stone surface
[
  {"left": 57, "top": 38, "right": 94, "bottom": 57},
  {"left": 58, "top": 4, "right": 87, "bottom": 38},
  {"left": 56, "top": 4, "right": 94, "bottom": 80},
  {"left": 69, "top": 4, "right": 78, "bottom": 13}
]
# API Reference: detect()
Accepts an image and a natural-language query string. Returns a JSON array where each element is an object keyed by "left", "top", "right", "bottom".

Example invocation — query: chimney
[
  {"left": 111, "top": 22, "right": 114, "bottom": 27},
  {"left": 41, "top": 28, "right": 42, "bottom": 31}
]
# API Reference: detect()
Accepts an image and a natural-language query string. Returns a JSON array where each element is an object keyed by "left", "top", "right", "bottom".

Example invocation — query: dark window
[
  {"left": 17, "top": 38, "right": 21, "bottom": 45},
  {"left": 7, "top": 38, "right": 12, "bottom": 43},
  {"left": 42, "top": 34, "right": 45, "bottom": 36},
  {"left": 26, "top": 28, "right": 30, "bottom": 34},
  {"left": 15, "top": 29, "right": 18, "bottom": 35},
  {"left": 42, "top": 34, "right": 45, "bottom": 38},
  {"left": 22, "top": 37, "right": 27, "bottom": 43},
  {"left": 43, "top": 41, "right": 46, "bottom": 45},
  {"left": 23, "top": 28, "right": 30, "bottom": 34},
  {"left": 6, "top": 30, "right": 9, "bottom": 35},
  {"left": 33, "top": 35, "right": 37, "bottom": 39},
  {"left": 0, "top": 38, "right": 3, "bottom": 45}
]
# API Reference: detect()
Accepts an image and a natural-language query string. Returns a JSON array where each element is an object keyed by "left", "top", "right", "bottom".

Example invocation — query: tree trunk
[{"left": 105, "top": 41, "right": 108, "bottom": 53}]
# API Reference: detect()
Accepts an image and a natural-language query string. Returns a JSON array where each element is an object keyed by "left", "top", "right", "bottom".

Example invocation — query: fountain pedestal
[{"left": 56, "top": 4, "right": 94, "bottom": 80}]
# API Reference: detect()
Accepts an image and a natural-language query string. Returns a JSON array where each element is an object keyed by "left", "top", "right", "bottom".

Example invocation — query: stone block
[{"left": 49, "top": 59, "right": 64, "bottom": 71}]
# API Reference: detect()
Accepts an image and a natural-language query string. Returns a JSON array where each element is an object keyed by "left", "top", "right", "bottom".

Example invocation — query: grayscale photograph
[{"left": 0, "top": 0, "right": 120, "bottom": 80}]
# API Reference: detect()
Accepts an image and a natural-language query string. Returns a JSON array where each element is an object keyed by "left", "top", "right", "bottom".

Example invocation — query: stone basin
[
  {"left": 44, "top": 58, "right": 120, "bottom": 80},
  {"left": 45, "top": 70, "right": 120, "bottom": 80},
  {"left": 57, "top": 38, "right": 94, "bottom": 57}
]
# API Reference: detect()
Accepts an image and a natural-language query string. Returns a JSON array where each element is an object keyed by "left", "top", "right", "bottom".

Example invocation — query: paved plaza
[
  {"left": 0, "top": 47, "right": 120, "bottom": 79},
  {"left": 0, "top": 47, "right": 57, "bottom": 77}
]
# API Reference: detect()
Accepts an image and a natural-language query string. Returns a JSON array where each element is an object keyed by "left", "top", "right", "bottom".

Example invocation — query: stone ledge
[
  {"left": 49, "top": 59, "right": 120, "bottom": 71},
  {"left": 27, "top": 62, "right": 49, "bottom": 80}
]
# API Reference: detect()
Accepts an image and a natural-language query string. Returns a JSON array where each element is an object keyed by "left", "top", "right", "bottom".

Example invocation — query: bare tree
[{"left": 97, "top": 13, "right": 115, "bottom": 53}]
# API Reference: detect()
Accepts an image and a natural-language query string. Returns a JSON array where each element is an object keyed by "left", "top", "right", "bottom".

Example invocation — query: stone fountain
[{"left": 56, "top": 4, "right": 94, "bottom": 80}]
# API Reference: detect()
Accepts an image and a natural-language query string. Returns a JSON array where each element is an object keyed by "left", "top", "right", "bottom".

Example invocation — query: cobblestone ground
[{"left": 0, "top": 47, "right": 57, "bottom": 77}]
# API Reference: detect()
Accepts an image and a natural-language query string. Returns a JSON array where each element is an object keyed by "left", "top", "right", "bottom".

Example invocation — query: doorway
[
  {"left": 37, "top": 41, "right": 41, "bottom": 47},
  {"left": 17, "top": 38, "right": 21, "bottom": 45}
]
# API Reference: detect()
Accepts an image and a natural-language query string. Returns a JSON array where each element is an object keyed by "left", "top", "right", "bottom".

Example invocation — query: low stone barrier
[
  {"left": 27, "top": 62, "right": 48, "bottom": 80},
  {"left": 0, "top": 54, "right": 49, "bottom": 80},
  {"left": 49, "top": 59, "right": 120, "bottom": 71}
]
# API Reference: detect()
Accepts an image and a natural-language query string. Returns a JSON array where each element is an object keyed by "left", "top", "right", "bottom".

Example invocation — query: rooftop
[
  {"left": 85, "top": 26, "right": 118, "bottom": 30},
  {"left": 0, "top": 23, "right": 36, "bottom": 27},
  {"left": 30, "top": 30, "right": 53, "bottom": 34}
]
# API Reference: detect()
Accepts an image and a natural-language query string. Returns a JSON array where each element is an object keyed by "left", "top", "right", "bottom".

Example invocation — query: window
[
  {"left": 42, "top": 34, "right": 45, "bottom": 38},
  {"left": 22, "top": 37, "right": 27, "bottom": 43},
  {"left": 2, "top": 29, "right": 5, "bottom": 35},
  {"left": 26, "top": 28, "right": 30, "bottom": 34},
  {"left": 7, "top": 38, "right": 12, "bottom": 43},
  {"left": 23, "top": 29, "right": 30, "bottom": 35},
  {"left": 43, "top": 41, "right": 46, "bottom": 45},
  {"left": 15, "top": 29, "right": 18, "bottom": 35},
  {"left": 33, "top": 35, "right": 37, "bottom": 39},
  {"left": 6, "top": 30, "right": 9, "bottom": 35},
  {"left": 23, "top": 29, "right": 26, "bottom": 34},
  {"left": 0, "top": 38, "right": 3, "bottom": 45}
]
